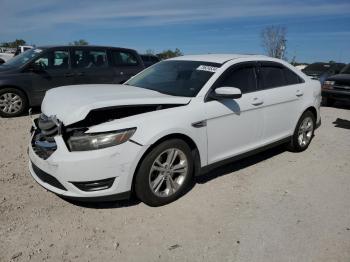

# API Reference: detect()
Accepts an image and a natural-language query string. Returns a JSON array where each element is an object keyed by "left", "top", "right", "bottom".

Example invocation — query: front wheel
[
  {"left": 134, "top": 139, "right": 194, "bottom": 206},
  {"left": 0, "top": 88, "right": 28, "bottom": 117},
  {"left": 288, "top": 111, "right": 315, "bottom": 152}
]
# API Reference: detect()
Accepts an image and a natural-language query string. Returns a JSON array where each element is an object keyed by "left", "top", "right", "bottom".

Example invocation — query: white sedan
[{"left": 29, "top": 54, "right": 321, "bottom": 206}]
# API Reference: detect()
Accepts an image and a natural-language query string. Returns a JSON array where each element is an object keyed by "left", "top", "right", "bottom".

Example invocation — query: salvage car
[
  {"left": 322, "top": 63, "right": 350, "bottom": 106},
  {"left": 28, "top": 54, "right": 321, "bottom": 206},
  {"left": 0, "top": 45, "right": 144, "bottom": 117}
]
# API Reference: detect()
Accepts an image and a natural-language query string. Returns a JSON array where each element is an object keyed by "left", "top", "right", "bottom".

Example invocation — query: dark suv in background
[
  {"left": 0, "top": 45, "right": 144, "bottom": 117},
  {"left": 140, "top": 54, "right": 160, "bottom": 68},
  {"left": 302, "top": 62, "right": 345, "bottom": 84},
  {"left": 322, "top": 63, "right": 350, "bottom": 106}
]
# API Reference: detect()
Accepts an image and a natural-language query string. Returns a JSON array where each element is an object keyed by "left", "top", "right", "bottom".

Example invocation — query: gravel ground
[{"left": 0, "top": 104, "right": 350, "bottom": 262}]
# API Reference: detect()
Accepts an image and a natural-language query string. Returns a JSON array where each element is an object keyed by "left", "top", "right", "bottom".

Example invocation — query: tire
[
  {"left": 288, "top": 111, "right": 315, "bottom": 152},
  {"left": 0, "top": 88, "right": 28, "bottom": 117},
  {"left": 134, "top": 139, "right": 194, "bottom": 206},
  {"left": 323, "top": 97, "right": 335, "bottom": 107}
]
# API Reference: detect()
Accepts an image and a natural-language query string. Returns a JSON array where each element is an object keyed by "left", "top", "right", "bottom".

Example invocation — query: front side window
[
  {"left": 126, "top": 60, "right": 220, "bottom": 97},
  {"left": 217, "top": 66, "right": 257, "bottom": 93},
  {"left": 33, "top": 50, "right": 69, "bottom": 70},
  {"left": 112, "top": 51, "right": 138, "bottom": 66},
  {"left": 73, "top": 49, "right": 108, "bottom": 68}
]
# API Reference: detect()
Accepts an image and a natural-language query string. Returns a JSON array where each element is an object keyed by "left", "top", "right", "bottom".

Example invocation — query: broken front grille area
[{"left": 31, "top": 114, "right": 59, "bottom": 160}]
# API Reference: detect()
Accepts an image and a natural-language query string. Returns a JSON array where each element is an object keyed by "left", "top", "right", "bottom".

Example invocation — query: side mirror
[
  {"left": 210, "top": 86, "right": 242, "bottom": 100},
  {"left": 27, "top": 63, "right": 44, "bottom": 72}
]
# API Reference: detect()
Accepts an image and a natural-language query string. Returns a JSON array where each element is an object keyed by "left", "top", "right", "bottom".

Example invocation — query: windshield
[
  {"left": 126, "top": 60, "right": 220, "bottom": 97},
  {"left": 4, "top": 48, "right": 44, "bottom": 67},
  {"left": 340, "top": 64, "right": 350, "bottom": 74}
]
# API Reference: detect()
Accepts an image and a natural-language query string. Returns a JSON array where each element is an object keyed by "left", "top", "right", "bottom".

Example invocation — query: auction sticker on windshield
[
  {"left": 34, "top": 49, "right": 43, "bottom": 53},
  {"left": 196, "top": 65, "right": 218, "bottom": 72}
]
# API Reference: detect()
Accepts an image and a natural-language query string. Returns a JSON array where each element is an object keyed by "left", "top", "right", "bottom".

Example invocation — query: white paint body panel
[{"left": 29, "top": 54, "right": 321, "bottom": 199}]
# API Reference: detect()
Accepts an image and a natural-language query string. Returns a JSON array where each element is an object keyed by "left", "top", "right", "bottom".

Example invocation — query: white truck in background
[{"left": 0, "top": 45, "right": 33, "bottom": 64}]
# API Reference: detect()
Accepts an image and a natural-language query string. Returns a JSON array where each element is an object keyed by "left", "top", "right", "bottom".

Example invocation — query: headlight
[
  {"left": 322, "top": 81, "right": 335, "bottom": 90},
  {"left": 67, "top": 128, "right": 136, "bottom": 151}
]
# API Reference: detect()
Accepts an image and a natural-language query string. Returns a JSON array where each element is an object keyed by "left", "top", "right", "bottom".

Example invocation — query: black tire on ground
[
  {"left": 323, "top": 97, "right": 335, "bottom": 107},
  {"left": 288, "top": 111, "right": 316, "bottom": 152},
  {"left": 134, "top": 139, "right": 194, "bottom": 207},
  {"left": 0, "top": 88, "right": 28, "bottom": 117}
]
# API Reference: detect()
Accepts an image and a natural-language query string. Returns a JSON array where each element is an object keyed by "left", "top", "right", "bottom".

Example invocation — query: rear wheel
[
  {"left": 134, "top": 139, "right": 194, "bottom": 206},
  {"left": 0, "top": 88, "right": 28, "bottom": 117},
  {"left": 288, "top": 111, "right": 315, "bottom": 152}
]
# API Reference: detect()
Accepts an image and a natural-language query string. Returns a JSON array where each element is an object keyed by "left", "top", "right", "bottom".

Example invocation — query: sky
[{"left": 1, "top": 0, "right": 350, "bottom": 63}]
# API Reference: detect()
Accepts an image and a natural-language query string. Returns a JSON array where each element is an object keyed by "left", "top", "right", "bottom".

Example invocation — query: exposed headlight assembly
[{"left": 67, "top": 128, "right": 136, "bottom": 151}]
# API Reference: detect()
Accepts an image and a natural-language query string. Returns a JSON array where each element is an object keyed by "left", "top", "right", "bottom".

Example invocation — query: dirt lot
[{"left": 0, "top": 104, "right": 349, "bottom": 262}]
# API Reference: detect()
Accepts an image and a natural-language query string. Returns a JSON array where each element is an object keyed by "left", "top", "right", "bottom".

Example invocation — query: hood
[
  {"left": 326, "top": 74, "right": 350, "bottom": 83},
  {"left": 41, "top": 84, "right": 191, "bottom": 125},
  {"left": 0, "top": 64, "right": 16, "bottom": 74}
]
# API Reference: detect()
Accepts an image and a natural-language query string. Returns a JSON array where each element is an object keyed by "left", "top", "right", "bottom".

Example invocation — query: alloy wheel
[
  {"left": 297, "top": 116, "right": 314, "bottom": 147},
  {"left": 0, "top": 92, "right": 23, "bottom": 114},
  {"left": 149, "top": 148, "right": 188, "bottom": 197}
]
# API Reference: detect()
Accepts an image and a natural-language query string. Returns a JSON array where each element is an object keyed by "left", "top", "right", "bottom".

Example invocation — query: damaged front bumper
[{"left": 28, "top": 117, "right": 148, "bottom": 201}]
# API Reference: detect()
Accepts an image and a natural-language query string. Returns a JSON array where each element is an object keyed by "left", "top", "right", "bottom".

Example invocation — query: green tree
[
  {"left": 69, "top": 39, "right": 89, "bottom": 46},
  {"left": 1, "top": 39, "right": 26, "bottom": 48},
  {"left": 157, "top": 48, "right": 183, "bottom": 60}
]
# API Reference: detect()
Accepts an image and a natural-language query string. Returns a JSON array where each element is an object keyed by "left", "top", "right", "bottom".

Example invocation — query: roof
[
  {"left": 169, "top": 54, "right": 268, "bottom": 64},
  {"left": 36, "top": 45, "right": 136, "bottom": 51}
]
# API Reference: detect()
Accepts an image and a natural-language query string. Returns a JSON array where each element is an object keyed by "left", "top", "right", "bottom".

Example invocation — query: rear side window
[
  {"left": 259, "top": 64, "right": 303, "bottom": 89},
  {"left": 73, "top": 49, "right": 108, "bottom": 69},
  {"left": 112, "top": 51, "right": 139, "bottom": 66},
  {"left": 284, "top": 68, "right": 302, "bottom": 85},
  {"left": 260, "top": 66, "right": 285, "bottom": 89},
  {"left": 218, "top": 66, "right": 257, "bottom": 93}
]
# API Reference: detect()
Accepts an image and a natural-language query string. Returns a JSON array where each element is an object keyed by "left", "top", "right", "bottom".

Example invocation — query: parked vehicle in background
[
  {"left": 295, "top": 64, "right": 307, "bottom": 71},
  {"left": 140, "top": 54, "right": 160, "bottom": 67},
  {"left": 0, "top": 45, "right": 144, "bottom": 117},
  {"left": 14, "top": 45, "right": 33, "bottom": 56},
  {"left": 28, "top": 54, "right": 321, "bottom": 206},
  {"left": 302, "top": 62, "right": 345, "bottom": 84},
  {"left": 0, "top": 47, "right": 15, "bottom": 64},
  {"left": 322, "top": 63, "right": 350, "bottom": 106}
]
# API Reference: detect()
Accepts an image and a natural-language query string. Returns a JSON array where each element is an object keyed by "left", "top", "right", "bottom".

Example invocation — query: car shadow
[
  {"left": 63, "top": 145, "right": 287, "bottom": 209},
  {"left": 61, "top": 195, "right": 141, "bottom": 209},
  {"left": 333, "top": 118, "right": 350, "bottom": 130},
  {"left": 195, "top": 144, "right": 287, "bottom": 184}
]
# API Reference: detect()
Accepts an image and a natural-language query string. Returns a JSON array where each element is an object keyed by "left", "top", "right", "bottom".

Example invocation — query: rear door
[
  {"left": 110, "top": 49, "right": 144, "bottom": 83},
  {"left": 257, "top": 61, "right": 305, "bottom": 143},
  {"left": 71, "top": 47, "right": 115, "bottom": 84}
]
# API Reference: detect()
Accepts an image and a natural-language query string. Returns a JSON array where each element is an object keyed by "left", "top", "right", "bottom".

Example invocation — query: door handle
[
  {"left": 77, "top": 72, "right": 85, "bottom": 76},
  {"left": 64, "top": 73, "right": 75, "bottom": 77},
  {"left": 296, "top": 90, "right": 304, "bottom": 97},
  {"left": 251, "top": 97, "right": 264, "bottom": 106}
]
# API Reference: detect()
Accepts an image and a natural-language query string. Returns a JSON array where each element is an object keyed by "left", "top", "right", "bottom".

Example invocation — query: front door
[
  {"left": 205, "top": 63, "right": 264, "bottom": 164},
  {"left": 30, "top": 48, "right": 73, "bottom": 102}
]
